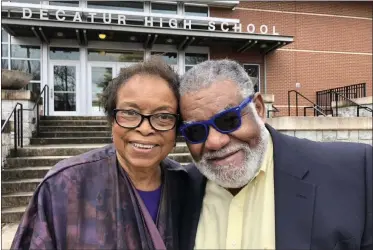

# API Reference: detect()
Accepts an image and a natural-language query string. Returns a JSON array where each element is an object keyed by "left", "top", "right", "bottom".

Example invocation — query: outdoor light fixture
[
  {"left": 57, "top": 32, "right": 64, "bottom": 37},
  {"left": 130, "top": 36, "right": 136, "bottom": 41},
  {"left": 166, "top": 38, "right": 173, "bottom": 43},
  {"left": 260, "top": 44, "right": 268, "bottom": 49},
  {"left": 98, "top": 33, "right": 106, "bottom": 39}
]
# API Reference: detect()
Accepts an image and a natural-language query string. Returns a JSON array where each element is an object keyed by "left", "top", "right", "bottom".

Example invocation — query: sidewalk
[{"left": 2, "top": 223, "right": 17, "bottom": 249}]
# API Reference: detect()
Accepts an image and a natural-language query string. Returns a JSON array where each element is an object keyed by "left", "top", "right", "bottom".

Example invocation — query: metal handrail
[
  {"left": 267, "top": 104, "right": 279, "bottom": 118},
  {"left": 23, "top": 85, "right": 50, "bottom": 135},
  {"left": 1, "top": 85, "right": 49, "bottom": 153},
  {"left": 316, "top": 83, "right": 366, "bottom": 116},
  {"left": 288, "top": 90, "right": 327, "bottom": 116},
  {"left": 332, "top": 90, "right": 373, "bottom": 117},
  {"left": 1, "top": 102, "right": 23, "bottom": 153}
]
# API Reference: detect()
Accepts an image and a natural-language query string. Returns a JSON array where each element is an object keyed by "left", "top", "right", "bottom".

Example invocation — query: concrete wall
[
  {"left": 1, "top": 90, "right": 39, "bottom": 164},
  {"left": 267, "top": 117, "right": 372, "bottom": 145},
  {"left": 1, "top": 120, "right": 12, "bottom": 167}
]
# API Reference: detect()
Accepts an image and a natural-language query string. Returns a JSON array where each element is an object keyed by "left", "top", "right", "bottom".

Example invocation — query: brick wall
[{"left": 210, "top": 2, "right": 372, "bottom": 113}]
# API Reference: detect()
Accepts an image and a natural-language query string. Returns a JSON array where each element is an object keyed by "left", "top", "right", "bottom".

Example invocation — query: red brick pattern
[{"left": 209, "top": 2, "right": 372, "bottom": 116}]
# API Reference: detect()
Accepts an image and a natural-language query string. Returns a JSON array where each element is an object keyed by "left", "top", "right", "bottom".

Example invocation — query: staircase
[{"left": 1, "top": 116, "right": 191, "bottom": 223}]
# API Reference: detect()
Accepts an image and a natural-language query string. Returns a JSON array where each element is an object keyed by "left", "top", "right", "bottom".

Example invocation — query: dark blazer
[{"left": 180, "top": 125, "right": 372, "bottom": 250}]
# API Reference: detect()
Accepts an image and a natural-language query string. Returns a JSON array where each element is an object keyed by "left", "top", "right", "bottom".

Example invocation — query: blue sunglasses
[{"left": 179, "top": 95, "right": 254, "bottom": 144}]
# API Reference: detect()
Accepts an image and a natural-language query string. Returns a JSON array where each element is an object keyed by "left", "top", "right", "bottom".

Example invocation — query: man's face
[{"left": 180, "top": 80, "right": 269, "bottom": 188}]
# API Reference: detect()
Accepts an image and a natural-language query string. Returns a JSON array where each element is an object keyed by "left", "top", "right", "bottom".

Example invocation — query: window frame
[
  {"left": 86, "top": 1, "right": 145, "bottom": 12},
  {"left": 150, "top": 1, "right": 178, "bottom": 15},
  {"left": 243, "top": 63, "right": 261, "bottom": 93},
  {"left": 184, "top": 52, "right": 209, "bottom": 74},
  {"left": 184, "top": 3, "right": 210, "bottom": 17}
]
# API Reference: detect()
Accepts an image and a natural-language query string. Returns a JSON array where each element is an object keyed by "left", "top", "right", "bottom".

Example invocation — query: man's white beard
[{"left": 192, "top": 104, "right": 270, "bottom": 189}]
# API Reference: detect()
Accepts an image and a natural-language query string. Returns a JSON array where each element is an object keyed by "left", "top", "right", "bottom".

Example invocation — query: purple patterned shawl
[{"left": 11, "top": 144, "right": 188, "bottom": 250}]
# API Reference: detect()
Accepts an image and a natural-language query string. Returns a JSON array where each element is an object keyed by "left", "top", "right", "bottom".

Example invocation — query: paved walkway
[{"left": 2, "top": 223, "right": 18, "bottom": 249}]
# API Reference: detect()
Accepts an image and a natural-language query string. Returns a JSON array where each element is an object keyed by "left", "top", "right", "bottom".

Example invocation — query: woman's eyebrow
[
  {"left": 117, "top": 102, "right": 140, "bottom": 109},
  {"left": 152, "top": 105, "right": 175, "bottom": 113}
]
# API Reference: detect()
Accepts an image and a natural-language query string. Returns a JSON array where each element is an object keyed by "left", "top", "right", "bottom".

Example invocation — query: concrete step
[
  {"left": 4, "top": 153, "right": 192, "bottom": 168},
  {"left": 166, "top": 153, "right": 192, "bottom": 163},
  {"left": 12, "top": 143, "right": 189, "bottom": 157},
  {"left": 2, "top": 166, "right": 51, "bottom": 180},
  {"left": 4, "top": 156, "right": 71, "bottom": 167},
  {"left": 2, "top": 192, "right": 33, "bottom": 208},
  {"left": 2, "top": 179, "right": 42, "bottom": 194},
  {"left": 31, "top": 137, "right": 112, "bottom": 145},
  {"left": 39, "top": 125, "right": 110, "bottom": 132},
  {"left": 40, "top": 116, "right": 106, "bottom": 120},
  {"left": 31, "top": 137, "right": 186, "bottom": 145},
  {"left": 2, "top": 206, "right": 26, "bottom": 223},
  {"left": 40, "top": 120, "right": 109, "bottom": 126},
  {"left": 1, "top": 161, "right": 192, "bottom": 223},
  {"left": 38, "top": 131, "right": 112, "bottom": 138}
]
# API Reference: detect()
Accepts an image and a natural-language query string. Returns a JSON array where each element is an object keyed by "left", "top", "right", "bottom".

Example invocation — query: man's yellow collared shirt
[{"left": 194, "top": 137, "right": 275, "bottom": 249}]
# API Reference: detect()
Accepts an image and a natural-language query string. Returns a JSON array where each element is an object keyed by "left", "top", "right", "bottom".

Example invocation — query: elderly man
[{"left": 178, "top": 59, "right": 372, "bottom": 250}]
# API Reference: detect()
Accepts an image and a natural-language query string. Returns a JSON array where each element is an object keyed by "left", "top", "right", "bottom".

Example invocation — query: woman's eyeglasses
[
  {"left": 179, "top": 95, "right": 254, "bottom": 144},
  {"left": 113, "top": 109, "right": 178, "bottom": 131}
]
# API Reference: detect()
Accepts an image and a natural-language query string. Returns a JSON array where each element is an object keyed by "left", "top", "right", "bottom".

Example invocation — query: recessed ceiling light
[
  {"left": 260, "top": 44, "right": 268, "bottom": 49},
  {"left": 98, "top": 33, "right": 106, "bottom": 40}
]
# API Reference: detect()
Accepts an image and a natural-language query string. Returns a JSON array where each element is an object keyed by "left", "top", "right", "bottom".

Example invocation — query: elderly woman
[{"left": 11, "top": 58, "right": 188, "bottom": 250}]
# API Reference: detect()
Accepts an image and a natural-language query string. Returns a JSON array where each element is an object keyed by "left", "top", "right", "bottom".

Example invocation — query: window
[
  {"left": 151, "top": 52, "right": 177, "bottom": 65},
  {"left": 243, "top": 64, "right": 260, "bottom": 92},
  {"left": 2, "top": 30, "right": 9, "bottom": 43},
  {"left": 1, "top": 29, "right": 41, "bottom": 93},
  {"left": 49, "top": 1, "right": 79, "bottom": 7},
  {"left": 4, "top": 0, "right": 40, "bottom": 3},
  {"left": 87, "top": 1, "right": 144, "bottom": 12},
  {"left": 185, "top": 53, "right": 208, "bottom": 72},
  {"left": 50, "top": 47, "right": 80, "bottom": 60},
  {"left": 88, "top": 50, "right": 144, "bottom": 62},
  {"left": 1, "top": 29, "right": 9, "bottom": 70},
  {"left": 11, "top": 45, "right": 40, "bottom": 59},
  {"left": 151, "top": 3, "right": 177, "bottom": 15},
  {"left": 11, "top": 60, "right": 40, "bottom": 81},
  {"left": 185, "top": 5, "right": 209, "bottom": 17}
]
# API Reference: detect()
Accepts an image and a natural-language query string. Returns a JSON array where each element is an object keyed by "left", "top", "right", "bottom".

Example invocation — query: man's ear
[{"left": 253, "top": 93, "right": 266, "bottom": 122}]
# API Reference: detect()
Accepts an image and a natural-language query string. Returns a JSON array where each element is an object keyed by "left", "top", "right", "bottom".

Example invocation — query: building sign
[{"left": 21, "top": 8, "right": 280, "bottom": 35}]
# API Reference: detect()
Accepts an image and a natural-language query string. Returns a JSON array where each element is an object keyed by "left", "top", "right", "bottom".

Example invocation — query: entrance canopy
[{"left": 2, "top": 1, "right": 294, "bottom": 54}]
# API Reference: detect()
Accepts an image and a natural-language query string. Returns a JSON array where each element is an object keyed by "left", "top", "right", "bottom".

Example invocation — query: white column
[
  {"left": 178, "top": 50, "right": 185, "bottom": 75},
  {"left": 80, "top": 47, "right": 87, "bottom": 115},
  {"left": 41, "top": 42, "right": 49, "bottom": 114},
  {"left": 263, "top": 54, "right": 267, "bottom": 94}
]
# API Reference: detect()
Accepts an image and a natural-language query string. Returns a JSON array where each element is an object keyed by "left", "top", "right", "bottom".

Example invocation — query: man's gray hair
[{"left": 179, "top": 59, "right": 255, "bottom": 98}]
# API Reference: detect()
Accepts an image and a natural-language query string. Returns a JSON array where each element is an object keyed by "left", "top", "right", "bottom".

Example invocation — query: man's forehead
[{"left": 180, "top": 92, "right": 241, "bottom": 122}]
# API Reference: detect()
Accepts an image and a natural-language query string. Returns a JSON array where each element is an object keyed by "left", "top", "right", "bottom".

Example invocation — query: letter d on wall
[{"left": 22, "top": 8, "right": 32, "bottom": 19}]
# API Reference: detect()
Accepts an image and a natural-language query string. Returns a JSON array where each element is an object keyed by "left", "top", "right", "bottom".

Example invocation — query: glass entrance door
[
  {"left": 88, "top": 62, "right": 136, "bottom": 115},
  {"left": 88, "top": 62, "right": 115, "bottom": 115},
  {"left": 88, "top": 62, "right": 137, "bottom": 116},
  {"left": 49, "top": 61, "right": 80, "bottom": 116}
]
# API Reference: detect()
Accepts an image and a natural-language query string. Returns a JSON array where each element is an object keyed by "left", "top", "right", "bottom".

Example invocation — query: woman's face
[{"left": 112, "top": 74, "right": 178, "bottom": 171}]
